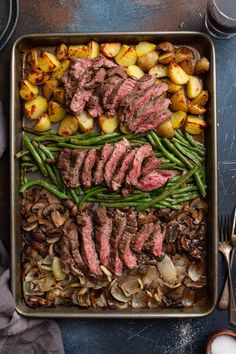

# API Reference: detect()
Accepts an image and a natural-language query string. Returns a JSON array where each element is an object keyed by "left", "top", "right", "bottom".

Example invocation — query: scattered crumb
[
  {"left": 179, "top": 21, "right": 184, "bottom": 29},
  {"left": 198, "top": 12, "right": 203, "bottom": 18}
]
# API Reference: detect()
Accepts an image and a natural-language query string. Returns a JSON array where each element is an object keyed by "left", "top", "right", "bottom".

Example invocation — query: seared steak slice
[
  {"left": 132, "top": 223, "right": 155, "bottom": 253},
  {"left": 82, "top": 148, "right": 97, "bottom": 188},
  {"left": 85, "top": 67, "right": 107, "bottom": 90},
  {"left": 68, "top": 58, "right": 92, "bottom": 80},
  {"left": 136, "top": 170, "right": 173, "bottom": 192},
  {"left": 106, "top": 66, "right": 127, "bottom": 79},
  {"left": 119, "top": 210, "right": 138, "bottom": 269},
  {"left": 68, "top": 150, "right": 87, "bottom": 187},
  {"left": 135, "top": 74, "right": 156, "bottom": 90},
  {"left": 111, "top": 149, "right": 136, "bottom": 191},
  {"left": 141, "top": 156, "right": 162, "bottom": 176},
  {"left": 57, "top": 149, "right": 72, "bottom": 187},
  {"left": 126, "top": 144, "right": 153, "bottom": 186},
  {"left": 144, "top": 223, "right": 165, "bottom": 257},
  {"left": 93, "top": 144, "right": 114, "bottom": 185},
  {"left": 94, "top": 207, "right": 113, "bottom": 267},
  {"left": 104, "top": 139, "right": 130, "bottom": 186},
  {"left": 92, "top": 55, "right": 117, "bottom": 69},
  {"left": 70, "top": 89, "right": 93, "bottom": 115},
  {"left": 87, "top": 96, "right": 103, "bottom": 117},
  {"left": 135, "top": 109, "right": 171, "bottom": 133},
  {"left": 60, "top": 233, "right": 72, "bottom": 274},
  {"left": 63, "top": 219, "right": 84, "bottom": 269},
  {"left": 77, "top": 211, "right": 102, "bottom": 277},
  {"left": 101, "top": 76, "right": 124, "bottom": 107}
]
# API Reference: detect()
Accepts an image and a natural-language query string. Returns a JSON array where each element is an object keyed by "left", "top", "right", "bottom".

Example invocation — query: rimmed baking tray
[{"left": 10, "top": 32, "right": 217, "bottom": 318}]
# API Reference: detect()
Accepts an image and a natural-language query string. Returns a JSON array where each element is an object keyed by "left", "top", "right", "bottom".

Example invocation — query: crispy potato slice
[
  {"left": 68, "top": 45, "right": 88, "bottom": 58},
  {"left": 191, "top": 90, "right": 209, "bottom": 106},
  {"left": 135, "top": 41, "right": 156, "bottom": 57},
  {"left": 156, "top": 41, "right": 175, "bottom": 53},
  {"left": 42, "top": 78, "right": 58, "bottom": 100},
  {"left": 48, "top": 101, "right": 66, "bottom": 123},
  {"left": 168, "top": 63, "right": 190, "bottom": 85},
  {"left": 126, "top": 64, "right": 144, "bottom": 79},
  {"left": 162, "top": 78, "right": 181, "bottom": 94},
  {"left": 55, "top": 43, "right": 68, "bottom": 60},
  {"left": 156, "top": 120, "right": 175, "bottom": 138},
  {"left": 158, "top": 52, "right": 175, "bottom": 65},
  {"left": 186, "top": 76, "right": 203, "bottom": 99},
  {"left": 120, "top": 123, "right": 131, "bottom": 134},
  {"left": 179, "top": 59, "right": 196, "bottom": 76},
  {"left": 185, "top": 115, "right": 206, "bottom": 135},
  {"left": 27, "top": 69, "right": 50, "bottom": 85},
  {"left": 27, "top": 49, "right": 39, "bottom": 68},
  {"left": 76, "top": 111, "right": 94, "bottom": 132},
  {"left": 19, "top": 80, "right": 39, "bottom": 101},
  {"left": 175, "top": 47, "right": 194, "bottom": 63},
  {"left": 187, "top": 102, "right": 206, "bottom": 115},
  {"left": 88, "top": 40, "right": 100, "bottom": 59},
  {"left": 195, "top": 57, "right": 210, "bottom": 75},
  {"left": 52, "top": 59, "right": 70, "bottom": 80},
  {"left": 53, "top": 87, "right": 65, "bottom": 104},
  {"left": 149, "top": 64, "right": 168, "bottom": 78},
  {"left": 115, "top": 45, "right": 137, "bottom": 67},
  {"left": 24, "top": 96, "right": 48, "bottom": 120},
  {"left": 98, "top": 115, "right": 120, "bottom": 134},
  {"left": 58, "top": 115, "right": 79, "bottom": 136},
  {"left": 38, "top": 51, "right": 61, "bottom": 72},
  {"left": 171, "top": 111, "right": 187, "bottom": 129},
  {"left": 137, "top": 51, "right": 159, "bottom": 72},
  {"left": 34, "top": 113, "right": 51, "bottom": 132},
  {"left": 170, "top": 89, "right": 188, "bottom": 112},
  {"left": 100, "top": 42, "right": 121, "bottom": 58}
]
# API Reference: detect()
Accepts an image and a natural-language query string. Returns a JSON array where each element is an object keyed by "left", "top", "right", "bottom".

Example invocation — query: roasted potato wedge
[
  {"left": 68, "top": 45, "right": 88, "bottom": 58},
  {"left": 149, "top": 64, "right": 168, "bottom": 78},
  {"left": 48, "top": 101, "right": 66, "bottom": 123},
  {"left": 171, "top": 111, "right": 187, "bottom": 129},
  {"left": 158, "top": 52, "right": 175, "bottom": 65},
  {"left": 100, "top": 42, "right": 121, "bottom": 58},
  {"left": 88, "top": 40, "right": 100, "bottom": 59},
  {"left": 53, "top": 87, "right": 65, "bottom": 104},
  {"left": 98, "top": 115, "right": 120, "bottom": 134},
  {"left": 115, "top": 45, "right": 137, "bottom": 67},
  {"left": 120, "top": 123, "right": 131, "bottom": 134},
  {"left": 175, "top": 47, "right": 194, "bottom": 63},
  {"left": 76, "top": 111, "right": 94, "bottom": 132},
  {"left": 187, "top": 102, "right": 206, "bottom": 115},
  {"left": 24, "top": 96, "right": 48, "bottom": 120},
  {"left": 126, "top": 64, "right": 144, "bottom": 79},
  {"left": 55, "top": 43, "right": 68, "bottom": 60},
  {"left": 185, "top": 115, "right": 206, "bottom": 135},
  {"left": 191, "top": 90, "right": 209, "bottom": 106},
  {"left": 52, "top": 59, "right": 70, "bottom": 80},
  {"left": 27, "top": 69, "right": 50, "bottom": 85},
  {"left": 186, "top": 76, "right": 203, "bottom": 99},
  {"left": 170, "top": 89, "right": 188, "bottom": 112},
  {"left": 42, "top": 78, "right": 58, "bottom": 100},
  {"left": 19, "top": 80, "right": 39, "bottom": 101},
  {"left": 58, "top": 115, "right": 79, "bottom": 136},
  {"left": 195, "top": 57, "right": 210, "bottom": 75},
  {"left": 168, "top": 63, "right": 190, "bottom": 85},
  {"left": 38, "top": 51, "right": 61, "bottom": 72},
  {"left": 179, "top": 59, "right": 196, "bottom": 76},
  {"left": 156, "top": 42, "right": 175, "bottom": 53},
  {"left": 162, "top": 78, "right": 181, "bottom": 94},
  {"left": 156, "top": 120, "right": 175, "bottom": 138},
  {"left": 27, "top": 49, "right": 39, "bottom": 68},
  {"left": 34, "top": 113, "right": 51, "bottom": 132},
  {"left": 135, "top": 41, "right": 156, "bottom": 57},
  {"left": 137, "top": 51, "right": 159, "bottom": 72}
]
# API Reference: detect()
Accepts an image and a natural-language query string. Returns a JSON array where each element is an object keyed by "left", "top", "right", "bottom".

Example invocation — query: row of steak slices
[
  {"left": 57, "top": 140, "right": 173, "bottom": 192},
  {"left": 61, "top": 207, "right": 165, "bottom": 278},
  {"left": 62, "top": 55, "right": 171, "bottom": 133}
]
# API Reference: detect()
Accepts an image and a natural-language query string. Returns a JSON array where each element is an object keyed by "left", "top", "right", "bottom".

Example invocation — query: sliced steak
[
  {"left": 57, "top": 149, "right": 72, "bottom": 187},
  {"left": 60, "top": 233, "right": 72, "bottom": 274},
  {"left": 141, "top": 156, "right": 162, "bottom": 176},
  {"left": 68, "top": 150, "right": 87, "bottom": 187},
  {"left": 94, "top": 207, "right": 113, "bottom": 267},
  {"left": 68, "top": 58, "right": 92, "bottom": 80},
  {"left": 144, "top": 224, "right": 165, "bottom": 257},
  {"left": 119, "top": 210, "right": 138, "bottom": 269},
  {"left": 77, "top": 211, "right": 102, "bottom": 277},
  {"left": 136, "top": 170, "right": 173, "bottom": 192},
  {"left": 104, "top": 139, "right": 130, "bottom": 186},
  {"left": 84, "top": 67, "right": 107, "bottom": 90},
  {"left": 132, "top": 222, "right": 155, "bottom": 253},
  {"left": 111, "top": 149, "right": 136, "bottom": 191},
  {"left": 101, "top": 76, "right": 124, "bottom": 107},
  {"left": 135, "top": 109, "right": 172, "bottom": 133},
  {"left": 82, "top": 148, "right": 97, "bottom": 188},
  {"left": 126, "top": 144, "right": 153, "bottom": 186},
  {"left": 63, "top": 219, "right": 84, "bottom": 269},
  {"left": 135, "top": 74, "right": 156, "bottom": 90},
  {"left": 92, "top": 55, "right": 117, "bottom": 69},
  {"left": 93, "top": 144, "right": 114, "bottom": 185},
  {"left": 87, "top": 95, "right": 103, "bottom": 117},
  {"left": 70, "top": 89, "right": 93, "bottom": 115},
  {"left": 106, "top": 66, "right": 127, "bottom": 79}
]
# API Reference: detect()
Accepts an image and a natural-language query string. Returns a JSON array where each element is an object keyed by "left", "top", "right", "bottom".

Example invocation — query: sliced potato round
[
  {"left": 34, "top": 113, "right": 51, "bottom": 132},
  {"left": 186, "top": 76, "right": 203, "bottom": 99},
  {"left": 137, "top": 51, "right": 159, "bottom": 72},
  {"left": 24, "top": 96, "right": 48, "bottom": 119},
  {"left": 38, "top": 51, "right": 61, "bottom": 72},
  {"left": 156, "top": 120, "right": 175, "bottom": 138},
  {"left": 55, "top": 43, "right": 68, "bottom": 60},
  {"left": 170, "top": 89, "right": 188, "bottom": 112},
  {"left": 19, "top": 80, "right": 39, "bottom": 101},
  {"left": 135, "top": 41, "right": 156, "bottom": 57},
  {"left": 126, "top": 64, "right": 144, "bottom": 79},
  {"left": 68, "top": 45, "right": 88, "bottom": 58},
  {"left": 98, "top": 115, "right": 120, "bottom": 134},
  {"left": 115, "top": 45, "right": 137, "bottom": 67},
  {"left": 52, "top": 59, "right": 70, "bottom": 80},
  {"left": 77, "top": 111, "right": 94, "bottom": 132},
  {"left": 187, "top": 102, "right": 206, "bottom": 115},
  {"left": 53, "top": 87, "right": 65, "bottom": 104},
  {"left": 179, "top": 59, "right": 196, "bottom": 76},
  {"left": 43, "top": 78, "right": 58, "bottom": 100},
  {"left": 168, "top": 63, "right": 190, "bottom": 85},
  {"left": 149, "top": 64, "right": 167, "bottom": 78},
  {"left": 175, "top": 47, "right": 194, "bottom": 63},
  {"left": 88, "top": 40, "right": 100, "bottom": 59},
  {"left": 58, "top": 115, "right": 79, "bottom": 136},
  {"left": 185, "top": 115, "right": 207, "bottom": 135},
  {"left": 195, "top": 57, "right": 210, "bottom": 75},
  {"left": 27, "top": 69, "right": 50, "bottom": 85},
  {"left": 171, "top": 111, "right": 187, "bottom": 129},
  {"left": 48, "top": 101, "right": 66, "bottom": 123},
  {"left": 191, "top": 90, "right": 209, "bottom": 106},
  {"left": 27, "top": 49, "right": 39, "bottom": 68},
  {"left": 100, "top": 42, "right": 121, "bottom": 58}
]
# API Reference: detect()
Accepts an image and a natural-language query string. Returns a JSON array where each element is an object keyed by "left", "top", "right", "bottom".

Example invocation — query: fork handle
[
  {"left": 225, "top": 256, "right": 236, "bottom": 325},
  {"left": 218, "top": 247, "right": 235, "bottom": 310}
]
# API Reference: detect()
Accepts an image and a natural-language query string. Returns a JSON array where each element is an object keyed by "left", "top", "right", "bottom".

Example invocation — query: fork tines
[{"left": 219, "top": 214, "right": 231, "bottom": 243}]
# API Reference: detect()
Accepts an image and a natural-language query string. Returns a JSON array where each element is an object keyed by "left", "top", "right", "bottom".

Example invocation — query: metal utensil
[
  {"left": 218, "top": 214, "right": 236, "bottom": 325},
  {"left": 218, "top": 207, "right": 236, "bottom": 310}
]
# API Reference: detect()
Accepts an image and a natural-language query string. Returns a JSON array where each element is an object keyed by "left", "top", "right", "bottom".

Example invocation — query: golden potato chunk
[
  {"left": 126, "top": 64, "right": 144, "bottom": 79},
  {"left": 158, "top": 52, "right": 175, "bottom": 65},
  {"left": 170, "top": 89, "right": 188, "bottom": 112},
  {"left": 53, "top": 87, "right": 65, "bottom": 104},
  {"left": 185, "top": 115, "right": 207, "bottom": 135},
  {"left": 19, "top": 80, "right": 39, "bottom": 101},
  {"left": 55, "top": 43, "right": 68, "bottom": 60},
  {"left": 68, "top": 45, "right": 88, "bottom": 58},
  {"left": 186, "top": 76, "right": 203, "bottom": 99},
  {"left": 187, "top": 102, "right": 206, "bottom": 115},
  {"left": 48, "top": 101, "right": 66, "bottom": 123},
  {"left": 120, "top": 123, "right": 131, "bottom": 135},
  {"left": 27, "top": 49, "right": 39, "bottom": 68},
  {"left": 156, "top": 120, "right": 175, "bottom": 138},
  {"left": 43, "top": 78, "right": 58, "bottom": 100},
  {"left": 52, "top": 59, "right": 70, "bottom": 80},
  {"left": 27, "top": 69, "right": 50, "bottom": 85},
  {"left": 195, "top": 57, "right": 210, "bottom": 75},
  {"left": 171, "top": 111, "right": 187, "bottom": 129},
  {"left": 163, "top": 79, "right": 181, "bottom": 94},
  {"left": 179, "top": 59, "right": 196, "bottom": 76},
  {"left": 98, "top": 115, "right": 120, "bottom": 134},
  {"left": 100, "top": 42, "right": 121, "bottom": 58},
  {"left": 34, "top": 113, "right": 51, "bottom": 132},
  {"left": 149, "top": 64, "right": 168, "bottom": 78},
  {"left": 168, "top": 63, "right": 189, "bottom": 85},
  {"left": 135, "top": 41, "right": 156, "bottom": 57},
  {"left": 24, "top": 96, "right": 48, "bottom": 120},
  {"left": 58, "top": 115, "right": 79, "bottom": 136},
  {"left": 88, "top": 40, "right": 100, "bottom": 59},
  {"left": 115, "top": 45, "right": 137, "bottom": 67},
  {"left": 137, "top": 51, "right": 159, "bottom": 72},
  {"left": 175, "top": 47, "right": 194, "bottom": 63},
  {"left": 38, "top": 51, "right": 61, "bottom": 72},
  {"left": 156, "top": 41, "right": 175, "bottom": 53},
  {"left": 191, "top": 90, "right": 209, "bottom": 106},
  {"left": 76, "top": 111, "right": 94, "bottom": 132}
]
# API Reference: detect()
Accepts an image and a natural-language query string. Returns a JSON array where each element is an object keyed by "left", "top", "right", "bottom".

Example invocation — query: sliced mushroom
[
  {"left": 119, "top": 276, "right": 142, "bottom": 297},
  {"left": 111, "top": 282, "right": 130, "bottom": 303},
  {"left": 157, "top": 255, "right": 177, "bottom": 284},
  {"left": 23, "top": 221, "right": 38, "bottom": 232},
  {"left": 132, "top": 291, "right": 150, "bottom": 309},
  {"left": 43, "top": 203, "right": 64, "bottom": 218},
  {"left": 188, "top": 262, "right": 205, "bottom": 282}
]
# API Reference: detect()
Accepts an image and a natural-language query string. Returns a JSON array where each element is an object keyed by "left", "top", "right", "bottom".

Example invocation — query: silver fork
[{"left": 218, "top": 214, "right": 236, "bottom": 326}]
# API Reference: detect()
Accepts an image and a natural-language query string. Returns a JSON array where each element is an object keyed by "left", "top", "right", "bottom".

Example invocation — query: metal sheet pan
[{"left": 10, "top": 32, "right": 217, "bottom": 318}]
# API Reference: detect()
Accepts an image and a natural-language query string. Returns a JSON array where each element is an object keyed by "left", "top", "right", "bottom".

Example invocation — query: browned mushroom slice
[
  {"left": 132, "top": 291, "right": 150, "bottom": 309},
  {"left": 23, "top": 221, "right": 38, "bottom": 232},
  {"left": 110, "top": 282, "right": 131, "bottom": 303}
]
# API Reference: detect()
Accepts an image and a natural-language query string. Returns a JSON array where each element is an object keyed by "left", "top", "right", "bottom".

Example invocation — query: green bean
[
  {"left": 155, "top": 152, "right": 164, "bottom": 158},
  {"left": 172, "top": 137, "right": 205, "bottom": 157},
  {"left": 155, "top": 202, "right": 181, "bottom": 210},
  {"left": 70, "top": 132, "right": 121, "bottom": 146},
  {"left": 28, "top": 166, "right": 39, "bottom": 173},
  {"left": 137, "top": 167, "right": 197, "bottom": 210},
  {"left": 57, "top": 143, "right": 99, "bottom": 149},
  {"left": 79, "top": 187, "right": 107, "bottom": 209},
  {"left": 171, "top": 192, "right": 200, "bottom": 205},
  {"left": 174, "top": 130, "right": 188, "bottom": 144},
  {"left": 69, "top": 188, "right": 80, "bottom": 204},
  {"left": 20, "top": 179, "right": 68, "bottom": 199},
  {"left": 16, "top": 150, "right": 29, "bottom": 159},
  {"left": 21, "top": 162, "right": 36, "bottom": 168},
  {"left": 172, "top": 185, "right": 198, "bottom": 195},
  {"left": 22, "top": 133, "right": 48, "bottom": 177},
  {"left": 162, "top": 138, "right": 194, "bottom": 169},
  {"left": 194, "top": 170, "right": 206, "bottom": 197},
  {"left": 185, "top": 131, "right": 205, "bottom": 152},
  {"left": 174, "top": 142, "right": 203, "bottom": 165},
  {"left": 21, "top": 155, "right": 33, "bottom": 162},
  {"left": 159, "top": 163, "right": 177, "bottom": 170},
  {"left": 23, "top": 127, "right": 58, "bottom": 135},
  {"left": 146, "top": 133, "right": 157, "bottom": 148}
]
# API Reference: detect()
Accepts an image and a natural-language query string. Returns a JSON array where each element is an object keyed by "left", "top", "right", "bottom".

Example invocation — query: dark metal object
[
  {"left": 10, "top": 32, "right": 217, "bottom": 318},
  {"left": 0, "top": 0, "right": 19, "bottom": 51}
]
